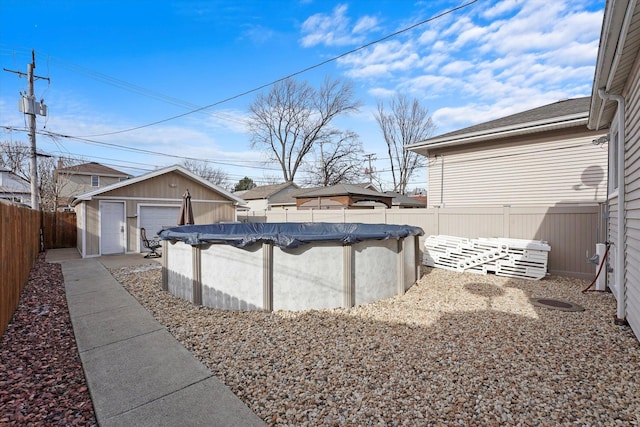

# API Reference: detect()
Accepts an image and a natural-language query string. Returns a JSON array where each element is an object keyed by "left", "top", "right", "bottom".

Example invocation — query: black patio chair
[{"left": 141, "top": 227, "right": 162, "bottom": 258}]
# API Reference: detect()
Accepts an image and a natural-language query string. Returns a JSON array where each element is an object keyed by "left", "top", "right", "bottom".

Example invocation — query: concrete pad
[
  {"left": 82, "top": 329, "right": 212, "bottom": 421},
  {"left": 66, "top": 286, "right": 138, "bottom": 318},
  {"left": 64, "top": 275, "right": 118, "bottom": 296},
  {"left": 70, "top": 304, "right": 163, "bottom": 352},
  {"left": 102, "top": 376, "right": 266, "bottom": 427},
  {"left": 98, "top": 253, "right": 162, "bottom": 269},
  {"left": 46, "top": 247, "right": 81, "bottom": 262}
]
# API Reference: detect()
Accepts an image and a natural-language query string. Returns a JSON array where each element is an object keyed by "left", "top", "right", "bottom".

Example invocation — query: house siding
[
  {"left": 427, "top": 128, "right": 608, "bottom": 208},
  {"left": 60, "top": 174, "right": 124, "bottom": 202},
  {"left": 622, "top": 50, "right": 640, "bottom": 336}
]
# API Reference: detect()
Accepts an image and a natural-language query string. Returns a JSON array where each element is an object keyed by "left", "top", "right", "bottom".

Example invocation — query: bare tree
[
  {"left": 182, "top": 160, "right": 229, "bottom": 188},
  {"left": 303, "top": 130, "right": 364, "bottom": 186},
  {"left": 1, "top": 140, "right": 85, "bottom": 210},
  {"left": 248, "top": 76, "right": 360, "bottom": 183},
  {"left": 375, "top": 95, "right": 435, "bottom": 194},
  {"left": 0, "top": 140, "right": 31, "bottom": 181}
]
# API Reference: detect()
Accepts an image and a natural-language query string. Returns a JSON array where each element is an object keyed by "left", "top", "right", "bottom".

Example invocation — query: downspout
[{"left": 598, "top": 89, "right": 626, "bottom": 323}]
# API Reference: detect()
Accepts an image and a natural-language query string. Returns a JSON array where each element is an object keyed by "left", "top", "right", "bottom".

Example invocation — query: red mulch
[{"left": 0, "top": 253, "right": 97, "bottom": 426}]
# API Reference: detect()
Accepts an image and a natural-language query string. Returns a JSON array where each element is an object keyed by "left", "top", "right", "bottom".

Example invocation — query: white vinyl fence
[{"left": 238, "top": 205, "right": 604, "bottom": 279}]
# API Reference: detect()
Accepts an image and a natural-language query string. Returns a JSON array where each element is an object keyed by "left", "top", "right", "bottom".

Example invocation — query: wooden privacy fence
[
  {"left": 1, "top": 203, "right": 41, "bottom": 337},
  {"left": 42, "top": 211, "right": 77, "bottom": 249},
  {"left": 1, "top": 205, "right": 77, "bottom": 337},
  {"left": 238, "top": 205, "right": 604, "bottom": 279}
]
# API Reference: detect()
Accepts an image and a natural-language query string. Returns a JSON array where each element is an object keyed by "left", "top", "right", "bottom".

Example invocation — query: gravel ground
[
  {"left": 110, "top": 264, "right": 640, "bottom": 426},
  {"left": 0, "top": 254, "right": 97, "bottom": 426}
]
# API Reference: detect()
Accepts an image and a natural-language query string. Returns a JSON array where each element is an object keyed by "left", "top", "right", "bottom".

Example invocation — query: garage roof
[{"left": 70, "top": 164, "right": 246, "bottom": 206}]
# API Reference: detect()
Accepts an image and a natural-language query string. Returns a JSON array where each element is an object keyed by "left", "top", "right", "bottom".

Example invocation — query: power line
[
  {"left": 1, "top": 125, "right": 282, "bottom": 171},
  {"left": 74, "top": 0, "right": 479, "bottom": 138}
]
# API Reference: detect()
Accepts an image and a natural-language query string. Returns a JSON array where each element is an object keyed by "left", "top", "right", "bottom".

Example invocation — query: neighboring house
[
  {"left": 587, "top": 0, "right": 640, "bottom": 339},
  {"left": 236, "top": 182, "right": 300, "bottom": 211},
  {"left": 245, "top": 183, "right": 424, "bottom": 210},
  {"left": 406, "top": 97, "right": 608, "bottom": 208},
  {"left": 70, "top": 165, "right": 245, "bottom": 258},
  {"left": 0, "top": 167, "right": 31, "bottom": 207},
  {"left": 384, "top": 191, "right": 427, "bottom": 209},
  {"left": 55, "top": 161, "right": 133, "bottom": 209},
  {"left": 295, "top": 184, "right": 393, "bottom": 209}
]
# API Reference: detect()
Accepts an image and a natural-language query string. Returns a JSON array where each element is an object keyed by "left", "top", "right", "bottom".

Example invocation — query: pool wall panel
[
  {"left": 353, "top": 240, "right": 398, "bottom": 306},
  {"left": 165, "top": 241, "right": 193, "bottom": 303},
  {"left": 272, "top": 243, "right": 343, "bottom": 311},
  {"left": 200, "top": 243, "right": 263, "bottom": 310}
]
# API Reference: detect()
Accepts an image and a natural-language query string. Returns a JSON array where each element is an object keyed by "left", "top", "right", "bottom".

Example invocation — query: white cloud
[
  {"left": 204, "top": 109, "right": 250, "bottom": 134},
  {"left": 482, "top": 0, "right": 520, "bottom": 19},
  {"left": 440, "top": 60, "right": 474, "bottom": 75},
  {"left": 299, "top": 4, "right": 377, "bottom": 47},
  {"left": 240, "top": 24, "right": 275, "bottom": 45},
  {"left": 367, "top": 87, "right": 396, "bottom": 98},
  {"left": 338, "top": 40, "right": 421, "bottom": 79},
  {"left": 353, "top": 15, "right": 379, "bottom": 34}
]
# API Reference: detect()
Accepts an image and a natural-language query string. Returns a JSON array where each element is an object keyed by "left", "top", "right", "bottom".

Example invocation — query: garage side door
[
  {"left": 101, "top": 201, "right": 125, "bottom": 255},
  {"left": 139, "top": 206, "right": 181, "bottom": 252}
]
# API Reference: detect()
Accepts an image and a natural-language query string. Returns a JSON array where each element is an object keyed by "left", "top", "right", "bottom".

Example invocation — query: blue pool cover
[{"left": 158, "top": 222, "right": 424, "bottom": 249}]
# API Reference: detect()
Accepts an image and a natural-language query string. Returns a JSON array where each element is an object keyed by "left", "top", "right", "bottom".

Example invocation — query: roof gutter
[
  {"left": 406, "top": 113, "right": 588, "bottom": 152},
  {"left": 590, "top": 0, "right": 634, "bottom": 130}
]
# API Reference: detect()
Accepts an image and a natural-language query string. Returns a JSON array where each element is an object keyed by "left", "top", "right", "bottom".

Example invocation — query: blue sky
[{"left": 0, "top": 0, "right": 604, "bottom": 190}]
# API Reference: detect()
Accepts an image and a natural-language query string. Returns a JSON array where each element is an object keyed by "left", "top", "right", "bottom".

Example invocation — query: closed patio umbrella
[{"left": 177, "top": 189, "right": 194, "bottom": 225}]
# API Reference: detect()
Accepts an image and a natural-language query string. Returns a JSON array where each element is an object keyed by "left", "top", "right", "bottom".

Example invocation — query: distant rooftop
[{"left": 57, "top": 162, "right": 131, "bottom": 177}]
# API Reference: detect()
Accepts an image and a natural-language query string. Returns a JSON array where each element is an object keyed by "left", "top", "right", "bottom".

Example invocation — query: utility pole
[
  {"left": 363, "top": 153, "right": 376, "bottom": 185},
  {"left": 4, "top": 50, "right": 50, "bottom": 210}
]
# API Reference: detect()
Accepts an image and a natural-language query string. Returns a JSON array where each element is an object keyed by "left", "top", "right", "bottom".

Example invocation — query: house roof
[
  {"left": 384, "top": 191, "right": 427, "bottom": 207},
  {"left": 0, "top": 168, "right": 30, "bottom": 193},
  {"left": 269, "top": 187, "right": 311, "bottom": 206},
  {"left": 407, "top": 97, "right": 591, "bottom": 153},
  {"left": 588, "top": 0, "right": 640, "bottom": 129},
  {"left": 296, "top": 183, "right": 390, "bottom": 198},
  {"left": 57, "top": 162, "right": 132, "bottom": 177},
  {"left": 70, "top": 165, "right": 246, "bottom": 206},
  {"left": 238, "top": 182, "right": 299, "bottom": 200}
]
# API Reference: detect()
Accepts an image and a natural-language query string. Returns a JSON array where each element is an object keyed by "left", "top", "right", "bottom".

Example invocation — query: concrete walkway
[{"left": 47, "top": 248, "right": 265, "bottom": 427}]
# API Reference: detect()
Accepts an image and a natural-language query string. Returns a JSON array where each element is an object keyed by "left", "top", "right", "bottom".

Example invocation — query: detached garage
[{"left": 71, "top": 165, "right": 245, "bottom": 258}]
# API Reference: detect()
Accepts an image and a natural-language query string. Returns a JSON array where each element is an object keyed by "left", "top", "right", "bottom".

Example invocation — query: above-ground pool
[{"left": 158, "top": 222, "right": 424, "bottom": 311}]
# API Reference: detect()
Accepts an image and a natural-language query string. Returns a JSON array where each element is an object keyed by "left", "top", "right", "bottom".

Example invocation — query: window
[{"left": 91, "top": 175, "right": 100, "bottom": 187}]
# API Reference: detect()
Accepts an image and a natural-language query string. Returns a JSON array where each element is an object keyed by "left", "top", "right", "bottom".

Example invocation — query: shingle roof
[
  {"left": 384, "top": 191, "right": 427, "bottom": 207},
  {"left": 269, "top": 187, "right": 312, "bottom": 205},
  {"left": 295, "top": 183, "right": 389, "bottom": 198},
  {"left": 433, "top": 97, "right": 590, "bottom": 140},
  {"left": 57, "top": 162, "right": 131, "bottom": 177},
  {"left": 406, "top": 97, "right": 591, "bottom": 153},
  {"left": 238, "top": 182, "right": 298, "bottom": 200}
]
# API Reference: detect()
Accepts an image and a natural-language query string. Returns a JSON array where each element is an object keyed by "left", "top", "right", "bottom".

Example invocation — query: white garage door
[{"left": 139, "top": 206, "right": 181, "bottom": 252}]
